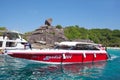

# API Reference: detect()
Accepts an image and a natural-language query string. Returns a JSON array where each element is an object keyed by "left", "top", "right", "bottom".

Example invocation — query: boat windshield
[
  {"left": 3, "top": 32, "right": 19, "bottom": 40},
  {"left": 54, "top": 44, "right": 99, "bottom": 50},
  {"left": 71, "top": 44, "right": 99, "bottom": 50},
  {"left": 54, "top": 45, "right": 72, "bottom": 50}
]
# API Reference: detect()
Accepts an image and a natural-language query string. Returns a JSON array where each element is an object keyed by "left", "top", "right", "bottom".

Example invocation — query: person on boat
[
  {"left": 24, "top": 42, "right": 32, "bottom": 50},
  {"left": 0, "top": 49, "right": 4, "bottom": 54},
  {"left": 98, "top": 44, "right": 106, "bottom": 50}
]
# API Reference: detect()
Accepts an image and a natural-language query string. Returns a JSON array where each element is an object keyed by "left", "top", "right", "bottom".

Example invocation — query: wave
[{"left": 109, "top": 54, "right": 119, "bottom": 61}]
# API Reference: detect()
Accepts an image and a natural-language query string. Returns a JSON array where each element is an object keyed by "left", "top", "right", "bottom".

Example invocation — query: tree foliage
[
  {"left": 0, "top": 27, "right": 8, "bottom": 36},
  {"left": 64, "top": 26, "right": 81, "bottom": 40},
  {"left": 0, "top": 27, "right": 7, "bottom": 31},
  {"left": 56, "top": 25, "right": 62, "bottom": 29},
  {"left": 64, "top": 26, "right": 120, "bottom": 47}
]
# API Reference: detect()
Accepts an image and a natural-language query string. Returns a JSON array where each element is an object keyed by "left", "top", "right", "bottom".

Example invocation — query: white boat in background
[{"left": 0, "top": 31, "right": 28, "bottom": 54}]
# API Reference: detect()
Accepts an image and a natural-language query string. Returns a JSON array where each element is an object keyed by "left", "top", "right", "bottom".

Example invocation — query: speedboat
[
  {"left": 6, "top": 41, "right": 109, "bottom": 64},
  {"left": 0, "top": 31, "right": 27, "bottom": 54}
]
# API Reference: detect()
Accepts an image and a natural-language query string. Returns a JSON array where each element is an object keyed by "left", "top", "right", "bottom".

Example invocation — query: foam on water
[{"left": 109, "top": 54, "right": 119, "bottom": 60}]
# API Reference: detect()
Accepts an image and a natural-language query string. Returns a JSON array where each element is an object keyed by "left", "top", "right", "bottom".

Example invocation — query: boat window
[
  {"left": 0, "top": 41, "right": 3, "bottom": 47},
  {"left": 21, "top": 42, "right": 26, "bottom": 45},
  {"left": 72, "top": 44, "right": 99, "bottom": 50},
  {"left": 6, "top": 42, "right": 16, "bottom": 47}
]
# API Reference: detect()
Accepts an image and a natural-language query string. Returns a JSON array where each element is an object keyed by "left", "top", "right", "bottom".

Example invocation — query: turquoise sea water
[{"left": 0, "top": 49, "right": 120, "bottom": 80}]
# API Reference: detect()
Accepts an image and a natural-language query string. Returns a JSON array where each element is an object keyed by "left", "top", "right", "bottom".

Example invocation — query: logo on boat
[{"left": 43, "top": 55, "right": 72, "bottom": 60}]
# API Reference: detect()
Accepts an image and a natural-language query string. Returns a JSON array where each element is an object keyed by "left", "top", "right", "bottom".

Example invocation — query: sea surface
[{"left": 0, "top": 49, "right": 120, "bottom": 80}]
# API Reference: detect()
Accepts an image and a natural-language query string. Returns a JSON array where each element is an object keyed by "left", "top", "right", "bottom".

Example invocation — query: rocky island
[{"left": 28, "top": 18, "right": 67, "bottom": 49}]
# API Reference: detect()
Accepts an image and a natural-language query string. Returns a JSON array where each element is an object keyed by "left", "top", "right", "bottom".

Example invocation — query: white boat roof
[
  {"left": 0, "top": 30, "right": 22, "bottom": 34},
  {"left": 57, "top": 41, "right": 96, "bottom": 46}
]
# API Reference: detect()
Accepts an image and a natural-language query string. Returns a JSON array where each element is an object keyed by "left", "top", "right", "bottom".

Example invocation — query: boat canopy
[
  {"left": 57, "top": 41, "right": 96, "bottom": 46},
  {"left": 54, "top": 41, "right": 100, "bottom": 50}
]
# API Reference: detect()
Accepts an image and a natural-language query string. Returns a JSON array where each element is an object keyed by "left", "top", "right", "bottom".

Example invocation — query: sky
[{"left": 0, "top": 0, "right": 120, "bottom": 33}]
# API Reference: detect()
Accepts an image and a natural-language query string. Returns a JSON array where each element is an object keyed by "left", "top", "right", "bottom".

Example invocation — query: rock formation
[
  {"left": 28, "top": 18, "right": 67, "bottom": 48},
  {"left": 45, "top": 18, "right": 52, "bottom": 26}
]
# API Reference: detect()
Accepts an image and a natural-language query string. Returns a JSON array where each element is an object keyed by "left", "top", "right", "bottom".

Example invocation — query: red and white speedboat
[{"left": 6, "top": 41, "right": 109, "bottom": 64}]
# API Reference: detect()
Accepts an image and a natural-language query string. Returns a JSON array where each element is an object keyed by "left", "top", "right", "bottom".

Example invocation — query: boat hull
[{"left": 7, "top": 50, "right": 108, "bottom": 64}]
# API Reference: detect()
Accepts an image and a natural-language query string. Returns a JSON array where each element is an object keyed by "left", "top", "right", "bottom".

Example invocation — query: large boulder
[
  {"left": 29, "top": 26, "right": 67, "bottom": 44},
  {"left": 28, "top": 19, "right": 67, "bottom": 47}
]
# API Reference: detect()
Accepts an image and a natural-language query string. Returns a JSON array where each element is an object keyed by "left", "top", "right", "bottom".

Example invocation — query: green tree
[
  {"left": 0, "top": 27, "right": 7, "bottom": 30},
  {"left": 0, "top": 27, "right": 8, "bottom": 36},
  {"left": 64, "top": 26, "right": 81, "bottom": 40},
  {"left": 56, "top": 25, "right": 62, "bottom": 29},
  {"left": 78, "top": 27, "right": 88, "bottom": 39}
]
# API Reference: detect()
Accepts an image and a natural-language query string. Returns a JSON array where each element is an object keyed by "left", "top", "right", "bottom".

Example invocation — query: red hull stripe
[{"left": 9, "top": 52, "right": 108, "bottom": 64}]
